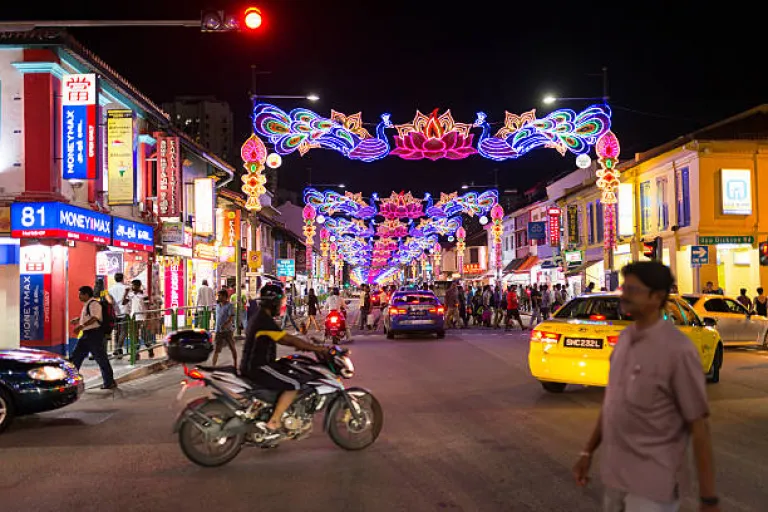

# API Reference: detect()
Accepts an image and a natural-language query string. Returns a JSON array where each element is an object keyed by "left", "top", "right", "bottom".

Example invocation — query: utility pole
[
  {"left": 249, "top": 65, "right": 271, "bottom": 98},
  {"left": 602, "top": 66, "right": 610, "bottom": 103}
]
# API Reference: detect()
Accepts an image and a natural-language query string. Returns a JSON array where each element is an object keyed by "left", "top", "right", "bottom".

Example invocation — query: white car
[{"left": 682, "top": 294, "right": 768, "bottom": 347}]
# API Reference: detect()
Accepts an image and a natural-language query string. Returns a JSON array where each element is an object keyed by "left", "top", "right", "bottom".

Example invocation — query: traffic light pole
[{"left": 0, "top": 21, "right": 202, "bottom": 31}]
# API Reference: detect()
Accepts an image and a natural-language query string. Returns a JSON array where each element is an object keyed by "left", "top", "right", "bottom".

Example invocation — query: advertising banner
[
  {"left": 112, "top": 217, "right": 154, "bottom": 252},
  {"left": 160, "top": 222, "right": 184, "bottom": 244},
  {"left": 222, "top": 209, "right": 241, "bottom": 247},
  {"left": 276, "top": 258, "right": 296, "bottom": 277},
  {"left": 19, "top": 245, "right": 52, "bottom": 345},
  {"left": 11, "top": 202, "right": 111, "bottom": 244},
  {"left": 157, "top": 136, "right": 181, "bottom": 217},
  {"left": 107, "top": 109, "right": 135, "bottom": 204},
  {"left": 62, "top": 74, "right": 97, "bottom": 180},
  {"left": 617, "top": 183, "right": 635, "bottom": 237},
  {"left": 193, "top": 178, "right": 215, "bottom": 234},
  {"left": 547, "top": 207, "right": 561, "bottom": 247},
  {"left": 164, "top": 259, "right": 185, "bottom": 312}
]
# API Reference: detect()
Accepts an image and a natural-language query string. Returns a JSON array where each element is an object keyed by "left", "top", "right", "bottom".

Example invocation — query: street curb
[{"left": 84, "top": 358, "right": 178, "bottom": 389}]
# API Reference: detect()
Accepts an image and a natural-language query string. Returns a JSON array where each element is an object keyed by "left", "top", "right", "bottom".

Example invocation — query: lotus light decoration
[{"left": 391, "top": 109, "right": 477, "bottom": 161}]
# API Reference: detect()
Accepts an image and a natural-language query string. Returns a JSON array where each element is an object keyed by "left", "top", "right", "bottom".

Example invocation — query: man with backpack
[{"left": 70, "top": 286, "right": 116, "bottom": 389}]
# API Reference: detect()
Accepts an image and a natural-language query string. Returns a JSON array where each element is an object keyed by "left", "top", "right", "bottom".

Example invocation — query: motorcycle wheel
[
  {"left": 327, "top": 391, "right": 383, "bottom": 451},
  {"left": 179, "top": 400, "right": 244, "bottom": 467}
]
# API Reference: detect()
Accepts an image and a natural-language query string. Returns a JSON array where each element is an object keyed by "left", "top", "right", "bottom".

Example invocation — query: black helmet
[{"left": 259, "top": 284, "right": 284, "bottom": 312}]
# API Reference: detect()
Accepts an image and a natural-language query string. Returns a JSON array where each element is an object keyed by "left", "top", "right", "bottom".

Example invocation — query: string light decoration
[
  {"left": 302, "top": 205, "right": 317, "bottom": 280},
  {"left": 376, "top": 219, "right": 409, "bottom": 238},
  {"left": 391, "top": 109, "right": 477, "bottom": 161},
  {"left": 432, "top": 241, "right": 442, "bottom": 277},
  {"left": 304, "top": 188, "right": 377, "bottom": 219},
  {"left": 379, "top": 191, "right": 424, "bottom": 219},
  {"left": 251, "top": 102, "right": 612, "bottom": 168},
  {"left": 240, "top": 134, "right": 268, "bottom": 211},
  {"left": 595, "top": 130, "right": 621, "bottom": 250},
  {"left": 319, "top": 228, "right": 331, "bottom": 281},
  {"left": 491, "top": 204, "right": 504, "bottom": 276}
]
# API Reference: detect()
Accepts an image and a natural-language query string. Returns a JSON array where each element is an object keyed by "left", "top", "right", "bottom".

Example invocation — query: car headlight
[{"left": 28, "top": 366, "right": 68, "bottom": 381}]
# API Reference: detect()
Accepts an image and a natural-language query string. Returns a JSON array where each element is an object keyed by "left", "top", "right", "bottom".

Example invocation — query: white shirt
[
  {"left": 127, "top": 291, "right": 147, "bottom": 321},
  {"left": 80, "top": 299, "right": 102, "bottom": 331},
  {"left": 109, "top": 282, "right": 129, "bottom": 317},
  {"left": 196, "top": 285, "right": 216, "bottom": 308},
  {"left": 326, "top": 295, "right": 343, "bottom": 311}
]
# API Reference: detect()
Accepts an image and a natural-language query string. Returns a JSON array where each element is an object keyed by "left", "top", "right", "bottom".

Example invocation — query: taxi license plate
[{"left": 564, "top": 338, "right": 603, "bottom": 349}]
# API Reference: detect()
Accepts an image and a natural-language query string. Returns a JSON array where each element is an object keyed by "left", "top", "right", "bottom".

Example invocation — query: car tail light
[
  {"left": 530, "top": 330, "right": 561, "bottom": 343},
  {"left": 183, "top": 365, "right": 205, "bottom": 380},
  {"left": 590, "top": 314, "right": 607, "bottom": 321},
  {"left": 607, "top": 335, "right": 620, "bottom": 347},
  {"left": 389, "top": 306, "right": 407, "bottom": 315},
  {"left": 437, "top": 305, "right": 445, "bottom": 315}
]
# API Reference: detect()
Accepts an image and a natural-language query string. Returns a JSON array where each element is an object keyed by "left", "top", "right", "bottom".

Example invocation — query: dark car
[
  {"left": 0, "top": 348, "right": 84, "bottom": 433},
  {"left": 383, "top": 290, "right": 445, "bottom": 339}
]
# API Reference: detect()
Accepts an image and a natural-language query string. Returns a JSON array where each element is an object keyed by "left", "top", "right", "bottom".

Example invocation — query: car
[
  {"left": 681, "top": 294, "right": 768, "bottom": 347},
  {"left": 528, "top": 293, "right": 724, "bottom": 393},
  {"left": 0, "top": 348, "right": 84, "bottom": 433},
  {"left": 383, "top": 290, "right": 446, "bottom": 339}
]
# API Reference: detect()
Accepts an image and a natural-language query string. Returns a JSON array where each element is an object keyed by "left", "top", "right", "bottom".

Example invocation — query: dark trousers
[
  {"left": 359, "top": 308, "right": 370, "bottom": 329},
  {"left": 71, "top": 329, "right": 115, "bottom": 386}
]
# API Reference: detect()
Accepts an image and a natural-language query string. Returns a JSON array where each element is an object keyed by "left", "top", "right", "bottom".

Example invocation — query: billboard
[
  {"left": 157, "top": 136, "right": 181, "bottom": 217},
  {"left": 106, "top": 109, "right": 135, "bottom": 204},
  {"left": 721, "top": 169, "right": 752, "bottom": 215},
  {"left": 62, "top": 74, "right": 97, "bottom": 180},
  {"left": 11, "top": 202, "right": 111, "bottom": 244},
  {"left": 193, "top": 178, "right": 215, "bottom": 235}
]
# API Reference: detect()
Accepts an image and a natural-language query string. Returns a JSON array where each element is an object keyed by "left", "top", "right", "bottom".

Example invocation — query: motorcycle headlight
[
  {"left": 28, "top": 365, "right": 68, "bottom": 381},
  {"left": 340, "top": 356, "right": 355, "bottom": 378}
]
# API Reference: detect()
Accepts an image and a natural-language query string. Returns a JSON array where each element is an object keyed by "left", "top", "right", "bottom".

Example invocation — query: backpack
[{"left": 96, "top": 297, "right": 116, "bottom": 336}]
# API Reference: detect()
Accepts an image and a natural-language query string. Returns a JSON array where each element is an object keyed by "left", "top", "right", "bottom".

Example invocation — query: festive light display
[
  {"left": 432, "top": 241, "right": 442, "bottom": 277},
  {"left": 302, "top": 205, "right": 317, "bottom": 280},
  {"left": 456, "top": 225, "right": 466, "bottom": 277},
  {"left": 391, "top": 109, "right": 477, "bottom": 161},
  {"left": 304, "top": 188, "right": 377, "bottom": 219},
  {"left": 251, "top": 101, "right": 611, "bottom": 165},
  {"left": 376, "top": 219, "right": 409, "bottom": 238},
  {"left": 490, "top": 204, "right": 504, "bottom": 275},
  {"left": 240, "top": 134, "right": 268, "bottom": 211},
  {"left": 379, "top": 191, "right": 424, "bottom": 219},
  {"left": 595, "top": 130, "right": 621, "bottom": 250}
]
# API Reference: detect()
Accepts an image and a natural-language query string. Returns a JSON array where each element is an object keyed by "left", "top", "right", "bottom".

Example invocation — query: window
[
  {"left": 554, "top": 297, "right": 632, "bottom": 321},
  {"left": 596, "top": 201, "right": 604, "bottom": 243},
  {"left": 469, "top": 247, "right": 479, "bottom": 264},
  {"left": 723, "top": 298, "right": 748, "bottom": 315},
  {"left": 656, "top": 177, "right": 669, "bottom": 230},
  {"left": 664, "top": 300, "right": 686, "bottom": 326},
  {"left": 676, "top": 166, "right": 691, "bottom": 227},
  {"left": 703, "top": 298, "right": 729, "bottom": 313},
  {"left": 676, "top": 300, "right": 702, "bottom": 326},
  {"left": 640, "top": 181, "right": 652, "bottom": 234},
  {"left": 587, "top": 203, "right": 595, "bottom": 245}
]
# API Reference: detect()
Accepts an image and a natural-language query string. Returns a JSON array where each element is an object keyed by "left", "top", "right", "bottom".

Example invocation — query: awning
[
  {"left": 514, "top": 256, "right": 539, "bottom": 273},
  {"left": 502, "top": 257, "right": 527, "bottom": 275}
]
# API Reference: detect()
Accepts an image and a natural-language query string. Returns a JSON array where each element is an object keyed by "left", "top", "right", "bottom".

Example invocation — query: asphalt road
[{"left": 2, "top": 327, "right": 768, "bottom": 512}]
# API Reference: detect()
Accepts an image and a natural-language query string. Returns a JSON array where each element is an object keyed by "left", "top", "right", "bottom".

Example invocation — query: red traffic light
[{"left": 243, "top": 7, "right": 263, "bottom": 30}]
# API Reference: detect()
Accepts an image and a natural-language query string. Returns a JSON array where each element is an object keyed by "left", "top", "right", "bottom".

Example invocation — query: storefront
[
  {"left": 675, "top": 235, "right": 760, "bottom": 296},
  {"left": 10, "top": 201, "right": 154, "bottom": 354}
]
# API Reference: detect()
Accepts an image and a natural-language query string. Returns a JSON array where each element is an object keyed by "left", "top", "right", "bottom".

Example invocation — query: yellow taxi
[{"left": 528, "top": 293, "right": 723, "bottom": 393}]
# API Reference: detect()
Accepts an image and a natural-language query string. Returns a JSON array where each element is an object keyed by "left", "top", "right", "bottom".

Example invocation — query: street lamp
[
  {"left": 251, "top": 94, "right": 319, "bottom": 102},
  {"left": 310, "top": 183, "right": 345, "bottom": 189}
]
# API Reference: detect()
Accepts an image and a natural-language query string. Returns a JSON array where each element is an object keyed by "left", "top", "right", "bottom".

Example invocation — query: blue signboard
[
  {"left": 112, "top": 217, "right": 155, "bottom": 252},
  {"left": 11, "top": 202, "right": 111, "bottom": 244},
  {"left": 20, "top": 274, "right": 45, "bottom": 342},
  {"left": 527, "top": 221, "right": 547, "bottom": 241},
  {"left": 276, "top": 259, "right": 296, "bottom": 277},
  {"left": 690, "top": 245, "right": 709, "bottom": 266}
]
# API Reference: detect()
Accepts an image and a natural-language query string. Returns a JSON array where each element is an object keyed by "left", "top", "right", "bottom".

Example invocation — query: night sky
[{"left": 2, "top": 1, "right": 765, "bottom": 198}]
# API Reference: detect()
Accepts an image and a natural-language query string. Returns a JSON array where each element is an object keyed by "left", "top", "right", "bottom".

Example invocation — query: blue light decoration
[
  {"left": 322, "top": 218, "right": 375, "bottom": 238},
  {"left": 425, "top": 190, "right": 499, "bottom": 218},
  {"left": 474, "top": 105, "right": 612, "bottom": 161},
  {"left": 303, "top": 188, "right": 377, "bottom": 219},
  {"left": 252, "top": 101, "right": 612, "bottom": 164}
]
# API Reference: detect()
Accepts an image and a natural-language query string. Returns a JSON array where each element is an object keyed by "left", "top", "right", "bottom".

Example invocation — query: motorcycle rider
[
  {"left": 240, "top": 284, "right": 328, "bottom": 436},
  {"left": 325, "top": 287, "right": 353, "bottom": 342}
]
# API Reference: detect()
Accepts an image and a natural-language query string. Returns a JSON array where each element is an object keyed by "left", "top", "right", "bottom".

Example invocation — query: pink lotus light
[
  {"left": 379, "top": 192, "right": 424, "bottom": 219},
  {"left": 456, "top": 226, "right": 466, "bottom": 239},
  {"left": 241, "top": 134, "right": 267, "bottom": 164},
  {"left": 491, "top": 204, "right": 504, "bottom": 220},
  {"left": 302, "top": 205, "right": 316, "bottom": 221},
  {"left": 596, "top": 130, "right": 620, "bottom": 159},
  {"left": 391, "top": 109, "right": 477, "bottom": 161},
  {"left": 319, "top": 228, "right": 330, "bottom": 240}
]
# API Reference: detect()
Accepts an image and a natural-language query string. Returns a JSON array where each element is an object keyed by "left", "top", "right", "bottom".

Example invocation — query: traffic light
[
  {"left": 642, "top": 237, "right": 662, "bottom": 261},
  {"left": 201, "top": 7, "right": 263, "bottom": 32},
  {"left": 760, "top": 241, "right": 768, "bottom": 266}
]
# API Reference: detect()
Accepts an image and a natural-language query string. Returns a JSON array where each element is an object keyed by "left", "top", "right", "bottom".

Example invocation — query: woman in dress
[{"left": 306, "top": 288, "right": 321, "bottom": 332}]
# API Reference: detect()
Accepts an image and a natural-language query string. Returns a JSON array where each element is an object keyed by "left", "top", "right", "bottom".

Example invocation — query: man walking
[
  {"left": 108, "top": 272, "right": 129, "bottom": 357},
  {"left": 196, "top": 279, "right": 216, "bottom": 327},
  {"left": 573, "top": 261, "right": 719, "bottom": 511},
  {"left": 70, "top": 286, "right": 116, "bottom": 389},
  {"left": 444, "top": 281, "right": 459, "bottom": 329},
  {"left": 212, "top": 290, "right": 237, "bottom": 367}
]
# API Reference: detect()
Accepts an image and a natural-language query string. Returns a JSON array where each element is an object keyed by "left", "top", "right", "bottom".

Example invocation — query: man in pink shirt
[{"left": 573, "top": 261, "right": 720, "bottom": 511}]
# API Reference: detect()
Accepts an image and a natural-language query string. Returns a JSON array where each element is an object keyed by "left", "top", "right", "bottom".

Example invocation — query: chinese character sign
[
  {"left": 62, "top": 74, "right": 97, "bottom": 180},
  {"left": 164, "top": 259, "right": 185, "bottom": 312},
  {"left": 157, "top": 136, "right": 181, "bottom": 217},
  {"left": 548, "top": 207, "right": 561, "bottom": 247}
]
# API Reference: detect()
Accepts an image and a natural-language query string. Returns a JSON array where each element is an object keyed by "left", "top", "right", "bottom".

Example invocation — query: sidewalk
[{"left": 79, "top": 344, "right": 174, "bottom": 389}]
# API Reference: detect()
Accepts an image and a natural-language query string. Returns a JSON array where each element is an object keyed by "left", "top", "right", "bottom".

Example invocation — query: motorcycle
[
  {"left": 324, "top": 310, "right": 347, "bottom": 343},
  {"left": 173, "top": 346, "right": 383, "bottom": 467}
]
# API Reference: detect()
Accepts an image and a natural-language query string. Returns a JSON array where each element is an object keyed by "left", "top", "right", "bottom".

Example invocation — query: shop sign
[
  {"left": 19, "top": 244, "right": 52, "bottom": 344},
  {"left": 112, "top": 217, "right": 154, "bottom": 252},
  {"left": 721, "top": 169, "right": 752, "bottom": 215},
  {"left": 96, "top": 251, "right": 124, "bottom": 275},
  {"left": 698, "top": 235, "right": 754, "bottom": 245},
  {"left": 617, "top": 183, "right": 635, "bottom": 237},
  {"left": 164, "top": 259, "right": 185, "bottom": 312},
  {"left": 106, "top": 109, "right": 135, "bottom": 204},
  {"left": 222, "top": 209, "right": 241, "bottom": 247},
  {"left": 193, "top": 243, "right": 218, "bottom": 261},
  {"left": 157, "top": 136, "right": 181, "bottom": 217},
  {"left": 193, "top": 178, "right": 215, "bottom": 234},
  {"left": 247, "top": 250, "right": 262, "bottom": 271},
  {"left": 161, "top": 222, "right": 184, "bottom": 244},
  {"left": 547, "top": 207, "right": 561, "bottom": 247},
  {"left": 0, "top": 206, "right": 10, "bottom": 235},
  {"left": 61, "top": 73, "right": 97, "bottom": 180},
  {"left": 567, "top": 205, "right": 579, "bottom": 242},
  {"left": 463, "top": 263, "right": 483, "bottom": 274},
  {"left": 276, "top": 258, "right": 295, "bottom": 277},
  {"left": 11, "top": 202, "right": 110, "bottom": 244},
  {"left": 527, "top": 221, "right": 546, "bottom": 241},
  {"left": 564, "top": 250, "right": 583, "bottom": 265}
]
